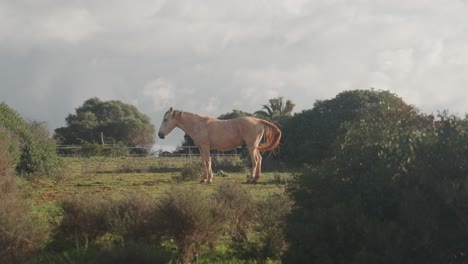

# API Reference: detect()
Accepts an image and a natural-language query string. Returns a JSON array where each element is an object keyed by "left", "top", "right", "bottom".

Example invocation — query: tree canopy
[
  {"left": 54, "top": 98, "right": 156, "bottom": 149},
  {"left": 281, "top": 89, "right": 408, "bottom": 165},
  {"left": 254, "top": 97, "right": 295, "bottom": 126},
  {"left": 284, "top": 104, "right": 468, "bottom": 263}
]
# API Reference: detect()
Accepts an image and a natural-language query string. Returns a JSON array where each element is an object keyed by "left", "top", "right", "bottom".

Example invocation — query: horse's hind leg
[
  {"left": 248, "top": 147, "right": 261, "bottom": 183},
  {"left": 254, "top": 150, "right": 262, "bottom": 181},
  {"left": 200, "top": 147, "right": 213, "bottom": 183}
]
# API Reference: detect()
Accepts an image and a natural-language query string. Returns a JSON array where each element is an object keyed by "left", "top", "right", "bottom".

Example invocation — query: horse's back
[{"left": 205, "top": 117, "right": 263, "bottom": 150}]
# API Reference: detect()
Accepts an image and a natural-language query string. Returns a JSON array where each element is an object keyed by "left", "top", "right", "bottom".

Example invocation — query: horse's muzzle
[{"left": 158, "top": 132, "right": 165, "bottom": 139}]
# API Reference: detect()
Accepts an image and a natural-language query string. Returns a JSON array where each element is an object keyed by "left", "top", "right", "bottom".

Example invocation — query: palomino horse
[{"left": 158, "top": 107, "right": 281, "bottom": 183}]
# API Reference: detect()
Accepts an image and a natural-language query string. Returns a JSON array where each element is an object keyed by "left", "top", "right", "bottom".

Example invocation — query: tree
[
  {"left": 218, "top": 109, "right": 253, "bottom": 120},
  {"left": 54, "top": 98, "right": 156, "bottom": 152},
  {"left": 284, "top": 104, "right": 468, "bottom": 263},
  {"left": 254, "top": 97, "right": 295, "bottom": 126},
  {"left": 281, "top": 89, "right": 407, "bottom": 165}
]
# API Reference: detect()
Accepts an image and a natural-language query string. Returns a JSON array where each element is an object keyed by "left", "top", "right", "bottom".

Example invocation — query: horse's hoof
[{"left": 199, "top": 180, "right": 207, "bottom": 184}]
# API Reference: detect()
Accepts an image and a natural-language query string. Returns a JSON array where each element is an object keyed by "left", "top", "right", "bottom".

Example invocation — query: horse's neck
[{"left": 176, "top": 111, "right": 211, "bottom": 135}]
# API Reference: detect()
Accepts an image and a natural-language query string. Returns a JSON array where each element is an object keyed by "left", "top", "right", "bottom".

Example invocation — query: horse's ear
[{"left": 169, "top": 107, "right": 173, "bottom": 112}]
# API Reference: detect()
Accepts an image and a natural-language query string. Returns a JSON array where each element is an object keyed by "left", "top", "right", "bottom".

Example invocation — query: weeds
[{"left": 0, "top": 128, "right": 50, "bottom": 263}]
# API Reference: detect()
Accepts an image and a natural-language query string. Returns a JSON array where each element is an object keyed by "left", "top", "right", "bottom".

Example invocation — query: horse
[{"left": 158, "top": 107, "right": 281, "bottom": 183}]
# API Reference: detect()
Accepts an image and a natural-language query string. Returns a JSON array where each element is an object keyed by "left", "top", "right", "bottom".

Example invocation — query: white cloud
[
  {"left": 40, "top": 8, "right": 100, "bottom": 44},
  {"left": 140, "top": 78, "right": 176, "bottom": 112},
  {"left": 1, "top": 0, "right": 468, "bottom": 148}
]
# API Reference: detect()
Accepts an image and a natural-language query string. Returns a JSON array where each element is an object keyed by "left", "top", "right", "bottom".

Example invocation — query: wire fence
[{"left": 56, "top": 144, "right": 243, "bottom": 158}]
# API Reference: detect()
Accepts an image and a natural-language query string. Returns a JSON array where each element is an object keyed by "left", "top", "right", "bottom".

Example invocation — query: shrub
[
  {"left": 284, "top": 109, "right": 468, "bottom": 263},
  {"left": 0, "top": 103, "right": 61, "bottom": 176},
  {"left": 214, "top": 182, "right": 255, "bottom": 240},
  {"left": 176, "top": 162, "right": 204, "bottom": 182},
  {"left": 106, "top": 194, "right": 159, "bottom": 242},
  {"left": 155, "top": 186, "right": 227, "bottom": 264},
  {"left": 211, "top": 156, "right": 247, "bottom": 172},
  {"left": 0, "top": 128, "right": 50, "bottom": 263},
  {"left": 97, "top": 242, "right": 173, "bottom": 264},
  {"left": 229, "top": 192, "right": 292, "bottom": 262},
  {"left": 56, "top": 195, "right": 111, "bottom": 249},
  {"left": 256, "top": 193, "right": 292, "bottom": 260},
  {"left": 56, "top": 194, "right": 161, "bottom": 249}
]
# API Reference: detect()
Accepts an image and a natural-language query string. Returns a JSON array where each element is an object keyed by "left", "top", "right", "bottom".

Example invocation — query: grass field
[
  {"left": 14, "top": 156, "right": 293, "bottom": 263},
  {"left": 19, "top": 156, "right": 291, "bottom": 207}
]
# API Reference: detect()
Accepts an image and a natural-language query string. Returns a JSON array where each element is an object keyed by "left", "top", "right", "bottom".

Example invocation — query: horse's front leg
[{"left": 200, "top": 147, "right": 213, "bottom": 183}]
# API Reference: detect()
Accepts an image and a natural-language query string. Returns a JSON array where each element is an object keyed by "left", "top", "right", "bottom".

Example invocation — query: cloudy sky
[{"left": 1, "top": 0, "right": 468, "bottom": 149}]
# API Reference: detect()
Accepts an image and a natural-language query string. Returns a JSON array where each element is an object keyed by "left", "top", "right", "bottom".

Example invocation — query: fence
[{"left": 56, "top": 144, "right": 243, "bottom": 158}]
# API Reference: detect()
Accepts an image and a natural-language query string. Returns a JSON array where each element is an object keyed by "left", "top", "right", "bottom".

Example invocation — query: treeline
[
  {"left": 283, "top": 91, "right": 468, "bottom": 263},
  {"left": 1, "top": 89, "right": 468, "bottom": 263}
]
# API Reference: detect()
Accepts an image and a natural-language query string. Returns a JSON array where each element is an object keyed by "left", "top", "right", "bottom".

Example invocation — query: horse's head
[{"left": 158, "top": 107, "right": 178, "bottom": 139}]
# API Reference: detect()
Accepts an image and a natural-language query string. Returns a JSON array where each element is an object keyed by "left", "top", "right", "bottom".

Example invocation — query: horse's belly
[{"left": 210, "top": 139, "right": 242, "bottom": 151}]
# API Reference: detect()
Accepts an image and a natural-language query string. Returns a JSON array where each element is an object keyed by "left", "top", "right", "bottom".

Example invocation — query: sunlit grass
[{"left": 17, "top": 156, "right": 290, "bottom": 218}]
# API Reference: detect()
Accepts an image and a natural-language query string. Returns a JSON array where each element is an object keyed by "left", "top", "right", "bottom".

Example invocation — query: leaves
[{"left": 55, "top": 98, "right": 156, "bottom": 150}]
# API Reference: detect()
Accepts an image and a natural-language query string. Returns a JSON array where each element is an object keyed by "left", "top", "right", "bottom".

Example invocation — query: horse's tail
[{"left": 257, "top": 120, "right": 282, "bottom": 152}]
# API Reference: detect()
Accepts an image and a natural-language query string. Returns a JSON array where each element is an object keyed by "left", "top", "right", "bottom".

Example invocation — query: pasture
[
  {"left": 17, "top": 156, "right": 292, "bottom": 263},
  {"left": 21, "top": 156, "right": 290, "bottom": 206}
]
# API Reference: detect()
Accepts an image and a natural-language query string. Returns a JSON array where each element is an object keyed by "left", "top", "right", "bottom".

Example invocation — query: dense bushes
[
  {"left": 50, "top": 183, "right": 291, "bottom": 263},
  {"left": 156, "top": 186, "right": 227, "bottom": 263},
  {"left": 0, "top": 128, "right": 50, "bottom": 263},
  {"left": 281, "top": 89, "right": 407, "bottom": 166},
  {"left": 0, "top": 103, "right": 61, "bottom": 175},
  {"left": 284, "top": 107, "right": 468, "bottom": 263}
]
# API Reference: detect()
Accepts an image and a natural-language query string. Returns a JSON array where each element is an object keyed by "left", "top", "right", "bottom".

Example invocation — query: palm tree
[{"left": 255, "top": 97, "right": 295, "bottom": 125}]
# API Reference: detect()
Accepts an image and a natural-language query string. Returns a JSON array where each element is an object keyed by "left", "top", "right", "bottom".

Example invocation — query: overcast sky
[{"left": 1, "top": 0, "right": 468, "bottom": 149}]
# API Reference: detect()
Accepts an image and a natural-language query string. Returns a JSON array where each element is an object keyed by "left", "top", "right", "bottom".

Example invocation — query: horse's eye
[{"left": 163, "top": 118, "right": 168, "bottom": 122}]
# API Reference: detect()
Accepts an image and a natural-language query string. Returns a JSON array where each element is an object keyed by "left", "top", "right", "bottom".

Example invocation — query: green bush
[
  {"left": 156, "top": 186, "right": 227, "bottom": 264},
  {"left": 281, "top": 89, "right": 407, "bottom": 166},
  {"left": 96, "top": 242, "right": 173, "bottom": 264},
  {"left": 56, "top": 194, "right": 160, "bottom": 250},
  {"left": 256, "top": 193, "right": 292, "bottom": 260},
  {"left": 214, "top": 182, "right": 255, "bottom": 240},
  {"left": 284, "top": 108, "right": 468, "bottom": 263},
  {"left": 0, "top": 128, "right": 50, "bottom": 263},
  {"left": 176, "top": 162, "right": 204, "bottom": 182},
  {"left": 211, "top": 156, "right": 247, "bottom": 172},
  {"left": 106, "top": 195, "right": 159, "bottom": 242},
  {"left": 0, "top": 103, "right": 61, "bottom": 176},
  {"left": 57, "top": 195, "right": 111, "bottom": 249}
]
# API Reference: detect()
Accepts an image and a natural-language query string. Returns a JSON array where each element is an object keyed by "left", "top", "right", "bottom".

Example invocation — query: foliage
[
  {"left": 96, "top": 242, "right": 174, "bottom": 264},
  {"left": 0, "top": 102, "right": 61, "bottom": 175},
  {"left": 211, "top": 155, "right": 247, "bottom": 173},
  {"left": 155, "top": 186, "right": 227, "bottom": 264},
  {"left": 54, "top": 97, "right": 155, "bottom": 153},
  {"left": 214, "top": 183, "right": 255, "bottom": 240},
  {"left": 256, "top": 193, "right": 292, "bottom": 259},
  {"left": 55, "top": 194, "right": 161, "bottom": 250},
  {"left": 0, "top": 128, "right": 50, "bottom": 263},
  {"left": 219, "top": 109, "right": 254, "bottom": 120},
  {"left": 281, "top": 89, "right": 407, "bottom": 166},
  {"left": 229, "top": 192, "right": 292, "bottom": 262},
  {"left": 255, "top": 97, "right": 295, "bottom": 126},
  {"left": 56, "top": 195, "right": 111, "bottom": 249},
  {"left": 284, "top": 105, "right": 468, "bottom": 263},
  {"left": 176, "top": 161, "right": 204, "bottom": 182}
]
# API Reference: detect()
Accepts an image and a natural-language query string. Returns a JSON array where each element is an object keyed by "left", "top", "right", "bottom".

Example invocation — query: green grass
[
  {"left": 19, "top": 156, "right": 289, "bottom": 207},
  {"left": 16, "top": 156, "right": 291, "bottom": 263}
]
